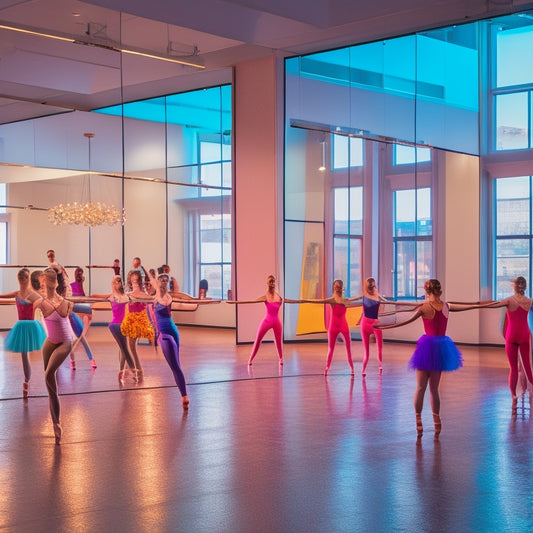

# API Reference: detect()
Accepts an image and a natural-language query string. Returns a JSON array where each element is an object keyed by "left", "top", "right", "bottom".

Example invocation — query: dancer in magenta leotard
[
  {"left": 0, "top": 268, "right": 46, "bottom": 398},
  {"left": 483, "top": 276, "right": 533, "bottom": 413},
  {"left": 34, "top": 268, "right": 74, "bottom": 444},
  {"left": 377, "top": 279, "right": 485, "bottom": 439},
  {"left": 229, "top": 275, "right": 284, "bottom": 365}
]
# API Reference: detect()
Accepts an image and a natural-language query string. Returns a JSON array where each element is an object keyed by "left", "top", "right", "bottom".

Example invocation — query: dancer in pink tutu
[{"left": 228, "top": 275, "right": 284, "bottom": 365}]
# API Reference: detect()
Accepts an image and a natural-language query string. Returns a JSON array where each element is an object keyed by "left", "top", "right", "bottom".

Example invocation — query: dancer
[
  {"left": 0, "top": 268, "right": 46, "bottom": 398},
  {"left": 228, "top": 275, "right": 284, "bottom": 365},
  {"left": 147, "top": 269, "right": 189, "bottom": 409},
  {"left": 161, "top": 264, "right": 179, "bottom": 293},
  {"left": 34, "top": 268, "right": 74, "bottom": 444},
  {"left": 376, "top": 279, "right": 481, "bottom": 439},
  {"left": 120, "top": 270, "right": 154, "bottom": 381},
  {"left": 46, "top": 249, "right": 72, "bottom": 296},
  {"left": 482, "top": 276, "right": 533, "bottom": 413},
  {"left": 357, "top": 277, "right": 386, "bottom": 376},
  {"left": 69, "top": 267, "right": 96, "bottom": 369},
  {"left": 288, "top": 279, "right": 356, "bottom": 376},
  {"left": 93, "top": 276, "right": 136, "bottom": 383}
]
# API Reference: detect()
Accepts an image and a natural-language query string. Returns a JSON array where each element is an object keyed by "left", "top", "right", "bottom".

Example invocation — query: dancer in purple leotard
[{"left": 34, "top": 268, "right": 74, "bottom": 444}]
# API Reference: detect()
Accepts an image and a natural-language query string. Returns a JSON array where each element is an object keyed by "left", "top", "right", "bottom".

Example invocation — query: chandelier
[{"left": 48, "top": 133, "right": 126, "bottom": 227}]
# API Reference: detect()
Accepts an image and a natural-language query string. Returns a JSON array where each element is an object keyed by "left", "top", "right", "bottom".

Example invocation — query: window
[
  {"left": 394, "top": 145, "right": 431, "bottom": 165},
  {"left": 494, "top": 176, "right": 531, "bottom": 298},
  {"left": 332, "top": 136, "right": 364, "bottom": 169},
  {"left": 333, "top": 186, "right": 363, "bottom": 296},
  {"left": 393, "top": 187, "right": 432, "bottom": 298},
  {"left": 199, "top": 138, "right": 232, "bottom": 197}
]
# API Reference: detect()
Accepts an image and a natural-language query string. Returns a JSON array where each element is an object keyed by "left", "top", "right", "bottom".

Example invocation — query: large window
[
  {"left": 494, "top": 177, "right": 532, "bottom": 298},
  {"left": 393, "top": 188, "right": 432, "bottom": 299}
]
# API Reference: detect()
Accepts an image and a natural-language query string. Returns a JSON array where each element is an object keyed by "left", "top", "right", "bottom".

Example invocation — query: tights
[
  {"left": 109, "top": 323, "right": 136, "bottom": 371},
  {"left": 505, "top": 306, "right": 533, "bottom": 397},
  {"left": 325, "top": 304, "right": 354, "bottom": 373},
  {"left": 249, "top": 301, "right": 283, "bottom": 364},
  {"left": 361, "top": 316, "right": 383, "bottom": 373},
  {"left": 42, "top": 337, "right": 71, "bottom": 425}
]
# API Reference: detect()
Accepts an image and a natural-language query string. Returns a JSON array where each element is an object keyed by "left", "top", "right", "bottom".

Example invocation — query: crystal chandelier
[{"left": 48, "top": 133, "right": 126, "bottom": 227}]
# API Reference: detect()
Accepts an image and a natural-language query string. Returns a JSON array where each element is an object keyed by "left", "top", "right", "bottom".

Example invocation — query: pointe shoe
[
  {"left": 70, "top": 360, "right": 76, "bottom": 370},
  {"left": 118, "top": 370, "right": 125, "bottom": 383},
  {"left": 416, "top": 413, "right": 423, "bottom": 439},
  {"left": 134, "top": 369, "right": 144, "bottom": 383},
  {"left": 23, "top": 381, "right": 29, "bottom": 399},
  {"left": 53, "top": 423, "right": 62, "bottom": 445},
  {"left": 182, "top": 396, "right": 190, "bottom": 410},
  {"left": 433, "top": 413, "right": 441, "bottom": 438},
  {"left": 90, "top": 358, "right": 97, "bottom": 369}
]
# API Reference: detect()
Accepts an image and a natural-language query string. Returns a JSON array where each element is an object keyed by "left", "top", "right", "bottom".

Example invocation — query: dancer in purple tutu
[{"left": 376, "top": 279, "right": 482, "bottom": 439}]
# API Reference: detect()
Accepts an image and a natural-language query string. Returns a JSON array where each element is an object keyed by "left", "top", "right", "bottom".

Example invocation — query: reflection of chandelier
[
  {"left": 48, "top": 133, "right": 126, "bottom": 227},
  {"left": 48, "top": 201, "right": 126, "bottom": 226}
]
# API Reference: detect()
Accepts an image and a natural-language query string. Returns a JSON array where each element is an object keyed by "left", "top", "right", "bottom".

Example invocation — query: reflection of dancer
[
  {"left": 356, "top": 277, "right": 386, "bottom": 376},
  {"left": 377, "top": 279, "right": 480, "bottom": 439},
  {"left": 34, "top": 268, "right": 74, "bottom": 444},
  {"left": 148, "top": 269, "right": 189, "bottom": 409},
  {"left": 0, "top": 268, "right": 46, "bottom": 398},
  {"left": 120, "top": 270, "right": 154, "bottom": 381},
  {"left": 484, "top": 277, "right": 533, "bottom": 413},
  {"left": 229, "top": 275, "right": 284, "bottom": 365}
]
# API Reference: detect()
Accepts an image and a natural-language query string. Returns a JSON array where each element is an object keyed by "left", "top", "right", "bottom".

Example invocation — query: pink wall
[{"left": 234, "top": 56, "right": 283, "bottom": 343}]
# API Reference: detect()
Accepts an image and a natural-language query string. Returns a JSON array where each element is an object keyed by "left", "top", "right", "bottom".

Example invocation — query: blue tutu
[
  {"left": 5, "top": 320, "right": 46, "bottom": 353},
  {"left": 408, "top": 335, "right": 463, "bottom": 372}
]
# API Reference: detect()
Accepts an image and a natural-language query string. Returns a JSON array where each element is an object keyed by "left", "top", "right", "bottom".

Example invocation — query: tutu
[
  {"left": 121, "top": 311, "right": 155, "bottom": 342},
  {"left": 5, "top": 320, "right": 46, "bottom": 353},
  {"left": 408, "top": 335, "right": 463, "bottom": 372}
]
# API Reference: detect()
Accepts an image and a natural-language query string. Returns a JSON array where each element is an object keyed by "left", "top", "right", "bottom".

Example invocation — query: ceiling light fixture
[{"left": 0, "top": 22, "right": 205, "bottom": 68}]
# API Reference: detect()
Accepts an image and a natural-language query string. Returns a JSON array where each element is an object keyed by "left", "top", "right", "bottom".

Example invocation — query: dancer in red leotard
[{"left": 228, "top": 275, "right": 284, "bottom": 365}]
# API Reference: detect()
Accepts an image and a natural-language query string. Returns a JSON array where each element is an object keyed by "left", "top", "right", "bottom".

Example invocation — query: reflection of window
[
  {"left": 494, "top": 177, "right": 532, "bottom": 298},
  {"left": 333, "top": 187, "right": 362, "bottom": 296},
  {"left": 393, "top": 188, "right": 432, "bottom": 298},
  {"left": 332, "top": 136, "right": 364, "bottom": 169},
  {"left": 0, "top": 184, "right": 8, "bottom": 265},
  {"left": 199, "top": 138, "right": 232, "bottom": 197},
  {"left": 198, "top": 214, "right": 231, "bottom": 299},
  {"left": 394, "top": 145, "right": 431, "bottom": 165}
]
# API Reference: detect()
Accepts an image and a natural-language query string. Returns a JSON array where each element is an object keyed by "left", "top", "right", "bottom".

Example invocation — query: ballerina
[
  {"left": 0, "top": 268, "right": 46, "bottom": 398},
  {"left": 34, "top": 268, "right": 74, "bottom": 444},
  {"left": 228, "top": 275, "right": 284, "bottom": 365}
]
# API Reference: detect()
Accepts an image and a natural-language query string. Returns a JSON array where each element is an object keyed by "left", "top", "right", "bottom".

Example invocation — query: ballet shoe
[
  {"left": 134, "top": 369, "right": 144, "bottom": 383},
  {"left": 416, "top": 413, "right": 423, "bottom": 439},
  {"left": 70, "top": 360, "right": 76, "bottom": 370},
  {"left": 53, "top": 423, "right": 62, "bottom": 445},
  {"left": 118, "top": 370, "right": 125, "bottom": 383},
  {"left": 90, "top": 358, "right": 97, "bottom": 369},
  {"left": 23, "top": 381, "right": 29, "bottom": 399},
  {"left": 433, "top": 412, "right": 441, "bottom": 439},
  {"left": 182, "top": 396, "right": 190, "bottom": 410}
]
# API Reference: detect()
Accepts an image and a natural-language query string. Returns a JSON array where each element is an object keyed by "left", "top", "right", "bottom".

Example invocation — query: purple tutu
[{"left": 408, "top": 335, "right": 463, "bottom": 372}]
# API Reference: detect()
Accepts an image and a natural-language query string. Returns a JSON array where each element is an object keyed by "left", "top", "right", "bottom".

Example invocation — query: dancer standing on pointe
[
  {"left": 0, "top": 268, "right": 46, "bottom": 398},
  {"left": 228, "top": 275, "right": 284, "bottom": 365},
  {"left": 376, "top": 279, "right": 482, "bottom": 439},
  {"left": 34, "top": 268, "right": 74, "bottom": 444},
  {"left": 146, "top": 269, "right": 190, "bottom": 410}
]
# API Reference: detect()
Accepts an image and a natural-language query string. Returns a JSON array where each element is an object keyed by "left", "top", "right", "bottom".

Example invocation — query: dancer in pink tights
[
  {"left": 34, "top": 268, "right": 74, "bottom": 444},
  {"left": 484, "top": 276, "right": 533, "bottom": 413},
  {"left": 228, "top": 275, "right": 284, "bottom": 365}
]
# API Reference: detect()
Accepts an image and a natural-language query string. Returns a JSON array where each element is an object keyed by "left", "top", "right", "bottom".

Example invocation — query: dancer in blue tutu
[
  {"left": 376, "top": 279, "right": 482, "bottom": 440},
  {"left": 0, "top": 268, "right": 46, "bottom": 398}
]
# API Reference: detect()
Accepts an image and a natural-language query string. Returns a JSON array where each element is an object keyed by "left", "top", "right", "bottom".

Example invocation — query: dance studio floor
[{"left": 0, "top": 325, "right": 531, "bottom": 533}]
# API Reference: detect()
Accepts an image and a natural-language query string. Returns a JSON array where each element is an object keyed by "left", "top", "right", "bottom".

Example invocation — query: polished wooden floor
[{"left": 0, "top": 325, "right": 531, "bottom": 533}]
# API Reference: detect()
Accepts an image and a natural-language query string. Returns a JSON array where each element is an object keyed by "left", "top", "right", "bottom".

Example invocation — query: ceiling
[{"left": 1, "top": 0, "right": 532, "bottom": 126}]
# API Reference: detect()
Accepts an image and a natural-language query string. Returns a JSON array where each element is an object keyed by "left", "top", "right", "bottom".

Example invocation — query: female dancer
[
  {"left": 288, "top": 279, "right": 356, "bottom": 376},
  {"left": 357, "top": 277, "right": 386, "bottom": 376},
  {"left": 376, "top": 279, "right": 479, "bottom": 439},
  {"left": 0, "top": 268, "right": 46, "bottom": 398},
  {"left": 34, "top": 268, "right": 74, "bottom": 444},
  {"left": 120, "top": 270, "right": 154, "bottom": 381},
  {"left": 228, "top": 275, "right": 284, "bottom": 365},
  {"left": 483, "top": 276, "right": 533, "bottom": 412},
  {"left": 93, "top": 275, "right": 136, "bottom": 383},
  {"left": 147, "top": 269, "right": 189, "bottom": 409}
]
